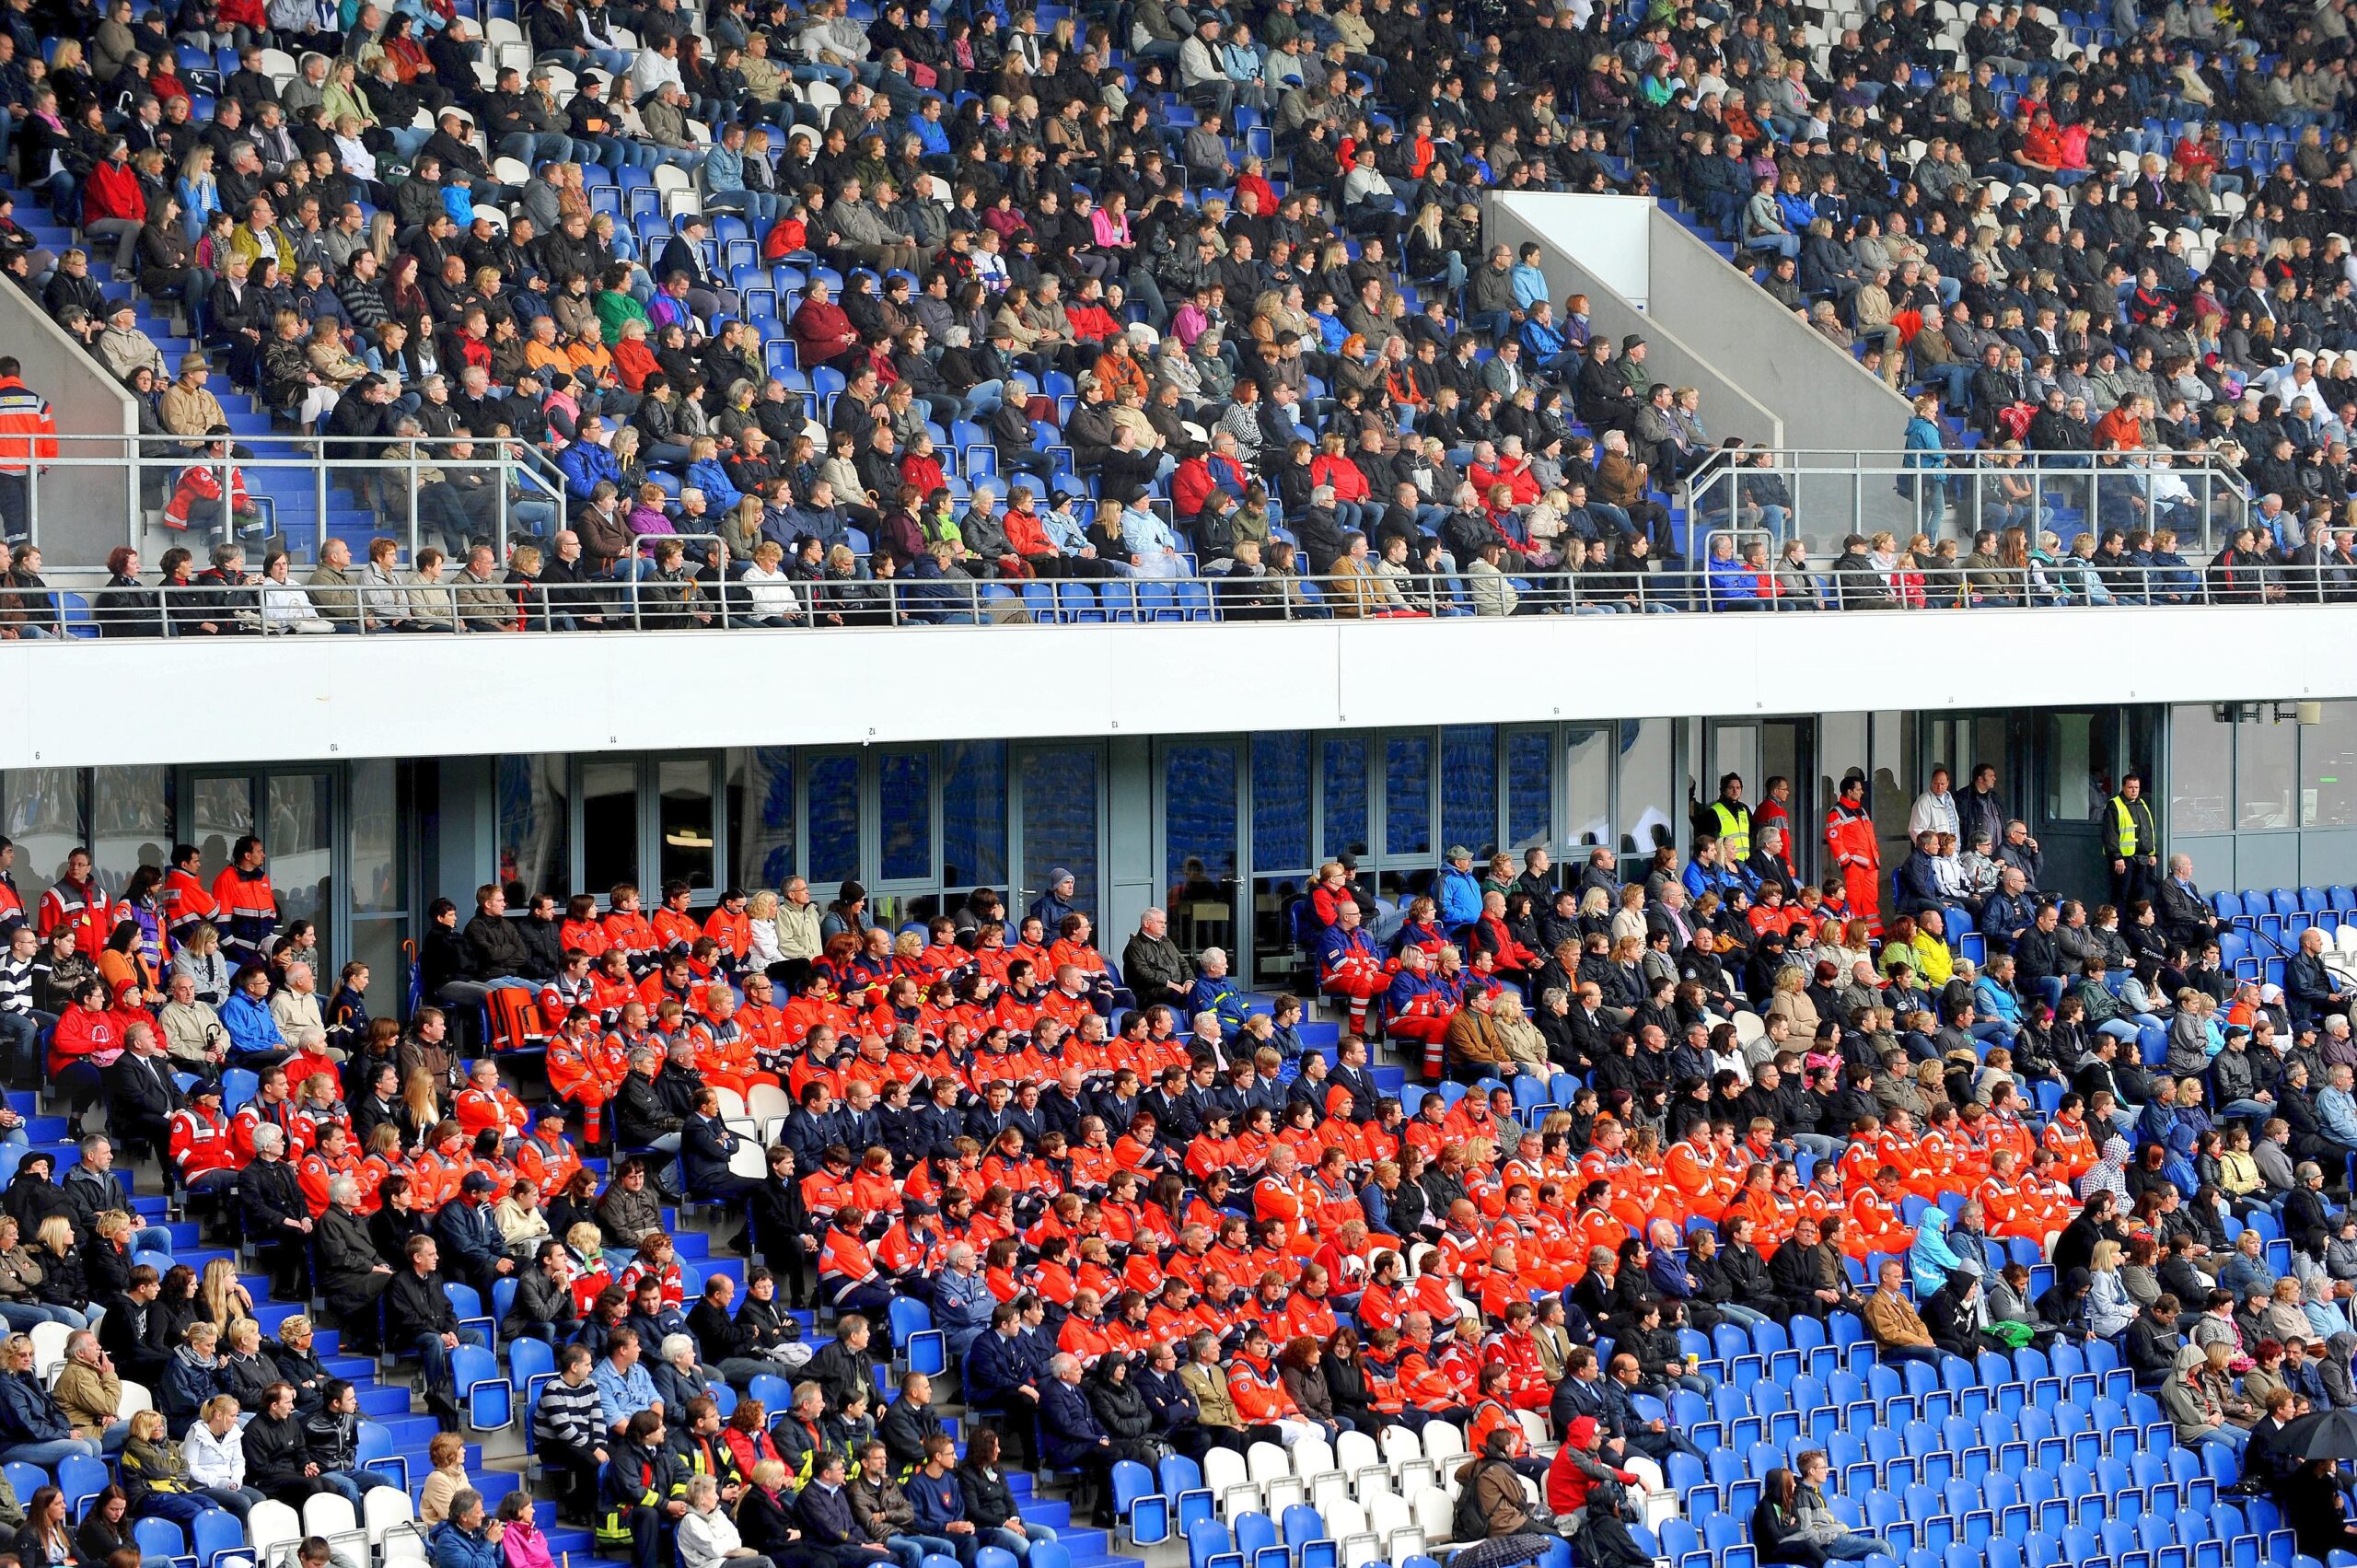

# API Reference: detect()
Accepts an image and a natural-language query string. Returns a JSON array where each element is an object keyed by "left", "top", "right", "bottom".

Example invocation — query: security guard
[
  {"left": 1700, "top": 772, "right": 1752, "bottom": 865},
  {"left": 2104, "top": 771, "right": 2160, "bottom": 908}
]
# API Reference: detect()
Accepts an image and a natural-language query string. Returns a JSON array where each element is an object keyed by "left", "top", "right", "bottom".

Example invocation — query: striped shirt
[{"left": 534, "top": 1375, "right": 605, "bottom": 1451}]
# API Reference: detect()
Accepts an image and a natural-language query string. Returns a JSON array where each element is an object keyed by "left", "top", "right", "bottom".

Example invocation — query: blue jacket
[
  {"left": 685, "top": 458, "right": 742, "bottom": 513},
  {"left": 1974, "top": 974, "right": 2023, "bottom": 1029},
  {"left": 1509, "top": 263, "right": 1550, "bottom": 310},
  {"left": 426, "top": 1521, "right": 503, "bottom": 1568},
  {"left": 935, "top": 1266, "right": 993, "bottom": 1360},
  {"left": 1036, "top": 1375, "right": 1109, "bottom": 1469},
  {"left": 435, "top": 1198, "right": 506, "bottom": 1281},
  {"left": 0, "top": 1369, "right": 71, "bottom": 1442},
  {"left": 557, "top": 440, "right": 622, "bottom": 501},
  {"left": 1185, "top": 972, "right": 1253, "bottom": 1039},
  {"left": 221, "top": 990, "right": 286, "bottom": 1054},
  {"left": 1437, "top": 867, "right": 1483, "bottom": 929},
  {"left": 1981, "top": 889, "right": 2039, "bottom": 945},
  {"left": 964, "top": 1329, "right": 1032, "bottom": 1409}
]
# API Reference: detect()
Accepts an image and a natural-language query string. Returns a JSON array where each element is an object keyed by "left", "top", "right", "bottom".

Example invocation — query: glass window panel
[
  {"left": 2169, "top": 703, "right": 2233, "bottom": 837},
  {"left": 349, "top": 761, "right": 401, "bottom": 916},
  {"left": 1505, "top": 731, "right": 1552, "bottom": 855},
  {"left": 581, "top": 761, "right": 639, "bottom": 892},
  {"left": 2043, "top": 711, "right": 2120, "bottom": 827},
  {"left": 267, "top": 773, "right": 333, "bottom": 964},
  {"left": 1321, "top": 738, "right": 1369, "bottom": 862},
  {"left": 2236, "top": 714, "right": 2298, "bottom": 831},
  {"left": 1617, "top": 719, "right": 1675, "bottom": 857},
  {"left": 1440, "top": 726, "right": 1498, "bottom": 859},
  {"left": 3, "top": 769, "right": 84, "bottom": 891},
  {"left": 2306, "top": 704, "right": 2357, "bottom": 830},
  {"left": 496, "top": 755, "right": 569, "bottom": 901},
  {"left": 1566, "top": 726, "right": 1611, "bottom": 850},
  {"left": 1164, "top": 744, "right": 1237, "bottom": 958},
  {"left": 347, "top": 918, "right": 404, "bottom": 1008},
  {"left": 1164, "top": 744, "right": 1239, "bottom": 891},
  {"left": 1252, "top": 734, "right": 1311, "bottom": 871},
  {"left": 878, "top": 751, "right": 934, "bottom": 884},
  {"left": 726, "top": 749, "right": 795, "bottom": 891},
  {"left": 189, "top": 775, "right": 253, "bottom": 883},
  {"left": 1020, "top": 749, "right": 1099, "bottom": 916},
  {"left": 1250, "top": 874, "right": 1311, "bottom": 986},
  {"left": 1385, "top": 735, "right": 1433, "bottom": 860},
  {"left": 805, "top": 755, "right": 861, "bottom": 887},
  {"left": 943, "top": 741, "right": 1006, "bottom": 890},
  {"left": 92, "top": 766, "right": 171, "bottom": 891},
  {"left": 656, "top": 760, "right": 715, "bottom": 888}
]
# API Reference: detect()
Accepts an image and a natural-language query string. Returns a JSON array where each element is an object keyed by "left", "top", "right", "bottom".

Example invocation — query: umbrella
[{"left": 2279, "top": 1408, "right": 2357, "bottom": 1463}]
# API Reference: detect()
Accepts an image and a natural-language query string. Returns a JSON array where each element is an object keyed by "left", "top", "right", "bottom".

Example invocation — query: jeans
[
  {"left": 0, "top": 1303, "right": 82, "bottom": 1330},
  {"left": 2222, "top": 1098, "right": 2277, "bottom": 1123},
  {"left": 1714, "top": 1302, "right": 1771, "bottom": 1329},
  {"left": 2195, "top": 1424, "right": 2248, "bottom": 1458},
  {"left": 0, "top": 1009, "right": 44, "bottom": 1084},
  {"left": 982, "top": 1526, "right": 1054, "bottom": 1561},
  {"left": 1, "top": 1437, "right": 103, "bottom": 1468},
  {"left": 315, "top": 1470, "right": 367, "bottom": 1505},
  {"left": 885, "top": 1535, "right": 963, "bottom": 1568},
  {"left": 1821, "top": 1535, "right": 1894, "bottom": 1561},
  {"left": 1878, "top": 1344, "right": 1941, "bottom": 1365},
  {"left": 411, "top": 1325, "right": 489, "bottom": 1394},
  {"left": 200, "top": 1485, "right": 265, "bottom": 1522}
]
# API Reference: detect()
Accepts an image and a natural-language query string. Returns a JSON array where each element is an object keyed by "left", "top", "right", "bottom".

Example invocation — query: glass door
[
  {"left": 1157, "top": 739, "right": 1241, "bottom": 963},
  {"left": 182, "top": 766, "right": 339, "bottom": 970},
  {"left": 1011, "top": 745, "right": 1104, "bottom": 931}
]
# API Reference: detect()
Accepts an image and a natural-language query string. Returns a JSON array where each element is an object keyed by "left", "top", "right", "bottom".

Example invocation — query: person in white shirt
[
  {"left": 677, "top": 1473, "right": 767, "bottom": 1568},
  {"left": 740, "top": 540, "right": 801, "bottom": 627}
]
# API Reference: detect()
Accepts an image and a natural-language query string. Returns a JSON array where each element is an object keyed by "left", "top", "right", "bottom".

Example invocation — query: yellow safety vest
[
  {"left": 2110, "top": 796, "right": 2146, "bottom": 856},
  {"left": 1709, "top": 799, "right": 1752, "bottom": 863}
]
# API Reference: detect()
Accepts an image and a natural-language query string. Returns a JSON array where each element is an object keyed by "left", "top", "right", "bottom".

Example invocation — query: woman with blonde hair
[
  {"left": 180, "top": 1394, "right": 261, "bottom": 1516},
  {"left": 197, "top": 1258, "right": 251, "bottom": 1337},
  {"left": 29, "top": 1216, "right": 89, "bottom": 1329},
  {"left": 401, "top": 1068, "right": 445, "bottom": 1149}
]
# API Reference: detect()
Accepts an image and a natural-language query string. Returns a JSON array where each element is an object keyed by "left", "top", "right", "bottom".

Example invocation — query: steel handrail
[{"left": 1, "top": 557, "right": 2335, "bottom": 638}]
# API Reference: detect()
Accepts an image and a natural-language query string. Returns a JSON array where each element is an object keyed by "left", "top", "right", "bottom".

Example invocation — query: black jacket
[{"left": 382, "top": 1266, "right": 459, "bottom": 1347}]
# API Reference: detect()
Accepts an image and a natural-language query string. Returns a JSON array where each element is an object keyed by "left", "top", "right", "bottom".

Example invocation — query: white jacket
[
  {"left": 676, "top": 1506, "right": 743, "bottom": 1568},
  {"left": 183, "top": 1423, "right": 247, "bottom": 1490}
]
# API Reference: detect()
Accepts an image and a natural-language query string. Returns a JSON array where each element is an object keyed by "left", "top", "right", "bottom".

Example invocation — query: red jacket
[
  {"left": 791, "top": 297, "right": 857, "bottom": 363},
  {"left": 83, "top": 158, "right": 145, "bottom": 225}
]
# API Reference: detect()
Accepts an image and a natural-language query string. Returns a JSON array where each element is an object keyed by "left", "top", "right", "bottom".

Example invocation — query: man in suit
[
  {"left": 679, "top": 1087, "right": 756, "bottom": 1249},
  {"left": 1036, "top": 1352, "right": 1117, "bottom": 1525},
  {"left": 103, "top": 1021, "right": 181, "bottom": 1171},
  {"left": 1329, "top": 1037, "right": 1382, "bottom": 1127},
  {"left": 2155, "top": 854, "right": 2221, "bottom": 954},
  {"left": 795, "top": 1448, "right": 895, "bottom": 1568}
]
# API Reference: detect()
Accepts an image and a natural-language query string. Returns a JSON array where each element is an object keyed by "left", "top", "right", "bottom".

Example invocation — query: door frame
[{"left": 177, "top": 762, "right": 344, "bottom": 966}]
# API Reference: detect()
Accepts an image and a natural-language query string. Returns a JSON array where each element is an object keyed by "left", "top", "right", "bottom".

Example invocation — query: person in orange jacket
[
  {"left": 601, "top": 884, "right": 660, "bottom": 971},
  {"left": 702, "top": 889, "right": 753, "bottom": 971},
  {"left": 1844, "top": 1167, "right": 1917, "bottom": 1260},
  {"left": 169, "top": 1079, "right": 242, "bottom": 1199},
  {"left": 296, "top": 1122, "right": 360, "bottom": 1216},
  {"left": 1825, "top": 772, "right": 1883, "bottom": 939},
  {"left": 2043, "top": 1094, "right": 2101, "bottom": 1182},
  {"left": 649, "top": 879, "right": 701, "bottom": 957},
  {"left": 455, "top": 1058, "right": 530, "bottom": 1145}
]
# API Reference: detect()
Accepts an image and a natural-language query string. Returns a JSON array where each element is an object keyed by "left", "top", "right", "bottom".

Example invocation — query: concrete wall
[
  {"left": 2, "top": 602, "right": 2354, "bottom": 770},
  {"left": 1643, "top": 205, "right": 1916, "bottom": 457},
  {"left": 0, "top": 277, "right": 135, "bottom": 561},
  {"left": 1485, "top": 194, "right": 1782, "bottom": 448}
]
